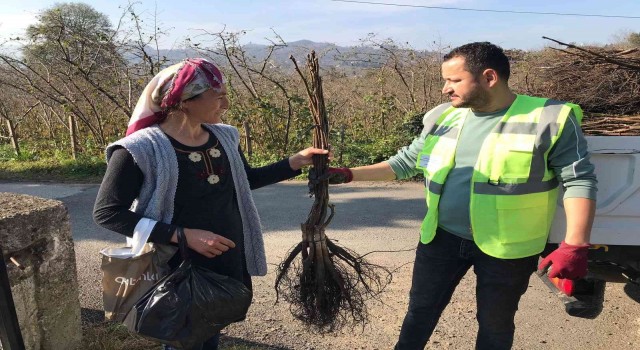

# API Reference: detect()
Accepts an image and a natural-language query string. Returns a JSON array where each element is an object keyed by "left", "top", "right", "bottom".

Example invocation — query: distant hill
[{"left": 156, "top": 39, "right": 427, "bottom": 71}]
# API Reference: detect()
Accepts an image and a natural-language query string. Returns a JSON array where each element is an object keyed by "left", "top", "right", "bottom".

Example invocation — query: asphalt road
[
  {"left": 0, "top": 181, "right": 428, "bottom": 323},
  {"left": 1, "top": 181, "right": 640, "bottom": 349}
]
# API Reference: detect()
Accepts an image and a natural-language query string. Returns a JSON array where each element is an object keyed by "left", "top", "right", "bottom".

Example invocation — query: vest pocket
[
  {"left": 495, "top": 192, "right": 549, "bottom": 244},
  {"left": 500, "top": 149, "right": 533, "bottom": 179},
  {"left": 497, "top": 136, "right": 535, "bottom": 179}
]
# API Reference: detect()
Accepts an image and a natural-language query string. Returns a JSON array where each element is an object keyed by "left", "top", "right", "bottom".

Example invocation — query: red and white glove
[{"left": 538, "top": 241, "right": 590, "bottom": 280}]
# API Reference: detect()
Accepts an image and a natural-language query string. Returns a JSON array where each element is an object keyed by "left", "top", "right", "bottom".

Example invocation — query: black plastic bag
[{"left": 124, "top": 227, "right": 252, "bottom": 349}]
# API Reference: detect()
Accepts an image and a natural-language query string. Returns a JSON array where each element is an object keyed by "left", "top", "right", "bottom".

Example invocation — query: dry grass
[
  {"left": 82, "top": 322, "right": 159, "bottom": 350},
  {"left": 82, "top": 322, "right": 268, "bottom": 350}
]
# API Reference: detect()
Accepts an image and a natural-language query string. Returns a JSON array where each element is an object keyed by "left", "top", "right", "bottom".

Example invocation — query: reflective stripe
[
  {"left": 474, "top": 178, "right": 559, "bottom": 195},
  {"left": 529, "top": 100, "right": 565, "bottom": 182},
  {"left": 429, "top": 124, "right": 460, "bottom": 139},
  {"left": 495, "top": 122, "right": 538, "bottom": 135},
  {"left": 422, "top": 103, "right": 452, "bottom": 137},
  {"left": 538, "top": 100, "right": 564, "bottom": 137},
  {"left": 426, "top": 179, "right": 444, "bottom": 195}
]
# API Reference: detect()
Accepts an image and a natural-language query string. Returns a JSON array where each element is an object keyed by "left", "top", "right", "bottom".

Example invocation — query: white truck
[{"left": 543, "top": 136, "right": 640, "bottom": 318}]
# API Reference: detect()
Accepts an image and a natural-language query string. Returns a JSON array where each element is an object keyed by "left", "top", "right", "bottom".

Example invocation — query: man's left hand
[{"left": 538, "top": 241, "right": 590, "bottom": 280}]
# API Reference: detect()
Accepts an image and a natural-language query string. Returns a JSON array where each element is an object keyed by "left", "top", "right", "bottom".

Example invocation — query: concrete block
[{"left": 0, "top": 193, "right": 82, "bottom": 350}]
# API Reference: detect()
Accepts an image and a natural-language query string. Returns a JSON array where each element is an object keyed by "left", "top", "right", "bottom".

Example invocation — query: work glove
[
  {"left": 538, "top": 241, "right": 590, "bottom": 280},
  {"left": 327, "top": 167, "right": 353, "bottom": 184},
  {"left": 307, "top": 167, "right": 353, "bottom": 195}
]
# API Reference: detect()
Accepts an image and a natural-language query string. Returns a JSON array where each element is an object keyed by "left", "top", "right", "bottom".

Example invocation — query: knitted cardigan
[{"left": 106, "top": 124, "right": 267, "bottom": 276}]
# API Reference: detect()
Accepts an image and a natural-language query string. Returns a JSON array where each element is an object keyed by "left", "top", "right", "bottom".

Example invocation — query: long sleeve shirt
[{"left": 94, "top": 129, "right": 300, "bottom": 285}]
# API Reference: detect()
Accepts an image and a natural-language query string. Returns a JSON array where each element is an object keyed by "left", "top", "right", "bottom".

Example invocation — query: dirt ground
[
  {"left": 219, "top": 182, "right": 640, "bottom": 350},
  {"left": 16, "top": 180, "right": 637, "bottom": 350}
]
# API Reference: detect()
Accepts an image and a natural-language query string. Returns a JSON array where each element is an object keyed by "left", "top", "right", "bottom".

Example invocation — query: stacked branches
[
  {"left": 580, "top": 114, "right": 640, "bottom": 136},
  {"left": 523, "top": 37, "right": 640, "bottom": 135},
  {"left": 275, "top": 51, "right": 391, "bottom": 332}
]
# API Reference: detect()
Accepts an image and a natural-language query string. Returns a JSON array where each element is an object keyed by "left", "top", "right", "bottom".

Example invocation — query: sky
[{"left": 1, "top": 0, "right": 639, "bottom": 51}]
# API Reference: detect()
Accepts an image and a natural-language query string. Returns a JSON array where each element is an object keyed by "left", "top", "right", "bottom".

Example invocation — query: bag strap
[{"left": 177, "top": 227, "right": 190, "bottom": 261}]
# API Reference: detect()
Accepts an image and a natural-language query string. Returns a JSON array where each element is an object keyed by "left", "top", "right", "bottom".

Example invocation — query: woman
[{"left": 93, "top": 58, "right": 326, "bottom": 349}]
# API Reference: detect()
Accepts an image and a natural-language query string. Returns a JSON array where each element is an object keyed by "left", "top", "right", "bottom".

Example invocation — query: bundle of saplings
[{"left": 275, "top": 51, "right": 391, "bottom": 332}]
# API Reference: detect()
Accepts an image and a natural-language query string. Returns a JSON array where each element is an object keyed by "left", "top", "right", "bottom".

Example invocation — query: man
[{"left": 328, "top": 42, "right": 597, "bottom": 349}]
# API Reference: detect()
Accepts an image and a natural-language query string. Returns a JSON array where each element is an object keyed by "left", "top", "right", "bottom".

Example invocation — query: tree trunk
[
  {"left": 68, "top": 115, "right": 78, "bottom": 160},
  {"left": 6, "top": 119, "right": 20, "bottom": 156},
  {"left": 243, "top": 121, "right": 252, "bottom": 158},
  {"left": 339, "top": 124, "right": 345, "bottom": 164}
]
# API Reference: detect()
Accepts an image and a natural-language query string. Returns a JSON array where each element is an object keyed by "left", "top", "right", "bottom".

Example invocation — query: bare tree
[
  {"left": 0, "top": 85, "right": 39, "bottom": 157},
  {"left": 188, "top": 28, "right": 304, "bottom": 156}
]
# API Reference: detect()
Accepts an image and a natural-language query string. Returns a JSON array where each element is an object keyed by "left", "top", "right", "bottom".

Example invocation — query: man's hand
[
  {"left": 175, "top": 228, "right": 236, "bottom": 258},
  {"left": 308, "top": 167, "right": 353, "bottom": 189},
  {"left": 327, "top": 167, "right": 353, "bottom": 184},
  {"left": 538, "top": 241, "right": 590, "bottom": 279}
]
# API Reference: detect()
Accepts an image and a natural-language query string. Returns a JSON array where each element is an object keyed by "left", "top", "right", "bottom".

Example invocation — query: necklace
[{"left": 174, "top": 139, "right": 222, "bottom": 185}]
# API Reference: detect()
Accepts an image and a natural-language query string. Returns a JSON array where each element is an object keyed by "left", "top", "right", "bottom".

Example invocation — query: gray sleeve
[
  {"left": 548, "top": 112, "right": 598, "bottom": 200},
  {"left": 386, "top": 134, "right": 426, "bottom": 180},
  {"left": 387, "top": 103, "right": 451, "bottom": 180}
]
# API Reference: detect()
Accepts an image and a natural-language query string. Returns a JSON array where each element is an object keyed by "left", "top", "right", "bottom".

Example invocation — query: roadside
[
  {"left": 1, "top": 181, "right": 639, "bottom": 349},
  {"left": 0, "top": 158, "right": 105, "bottom": 183}
]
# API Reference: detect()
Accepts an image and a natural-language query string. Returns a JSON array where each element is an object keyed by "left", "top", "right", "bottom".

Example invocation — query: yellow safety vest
[{"left": 416, "top": 95, "right": 583, "bottom": 259}]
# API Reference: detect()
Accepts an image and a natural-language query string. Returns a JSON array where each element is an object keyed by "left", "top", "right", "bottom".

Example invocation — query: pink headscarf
[{"left": 126, "top": 58, "right": 225, "bottom": 136}]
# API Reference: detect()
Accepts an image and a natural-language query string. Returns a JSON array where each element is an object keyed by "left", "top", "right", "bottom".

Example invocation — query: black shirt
[{"left": 94, "top": 129, "right": 301, "bottom": 287}]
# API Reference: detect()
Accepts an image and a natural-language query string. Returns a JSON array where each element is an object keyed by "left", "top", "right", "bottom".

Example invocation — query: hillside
[{"left": 157, "top": 39, "right": 430, "bottom": 70}]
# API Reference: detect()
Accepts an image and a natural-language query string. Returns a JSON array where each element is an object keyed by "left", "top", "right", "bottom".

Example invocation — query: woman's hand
[
  {"left": 173, "top": 228, "right": 236, "bottom": 258},
  {"left": 288, "top": 147, "right": 330, "bottom": 171}
]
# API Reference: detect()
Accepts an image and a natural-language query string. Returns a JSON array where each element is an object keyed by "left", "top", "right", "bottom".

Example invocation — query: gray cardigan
[{"left": 106, "top": 124, "right": 267, "bottom": 276}]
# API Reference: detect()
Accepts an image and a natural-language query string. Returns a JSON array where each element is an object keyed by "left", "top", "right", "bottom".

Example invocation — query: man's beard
[{"left": 453, "top": 86, "right": 489, "bottom": 110}]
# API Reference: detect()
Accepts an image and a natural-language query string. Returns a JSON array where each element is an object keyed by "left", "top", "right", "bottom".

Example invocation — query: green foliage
[
  {"left": 2, "top": 10, "right": 449, "bottom": 181},
  {"left": 399, "top": 111, "right": 427, "bottom": 137},
  {"left": 331, "top": 111, "right": 421, "bottom": 167},
  {"left": 14, "top": 6, "right": 624, "bottom": 183},
  {"left": 245, "top": 151, "right": 284, "bottom": 168},
  {"left": 0, "top": 141, "right": 105, "bottom": 182},
  {"left": 0, "top": 157, "right": 106, "bottom": 182},
  {"left": 0, "top": 143, "right": 36, "bottom": 162},
  {"left": 24, "top": 2, "right": 115, "bottom": 63},
  {"left": 339, "top": 137, "right": 397, "bottom": 165}
]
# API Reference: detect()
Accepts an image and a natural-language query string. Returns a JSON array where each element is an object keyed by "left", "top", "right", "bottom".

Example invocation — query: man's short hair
[{"left": 443, "top": 42, "right": 510, "bottom": 81}]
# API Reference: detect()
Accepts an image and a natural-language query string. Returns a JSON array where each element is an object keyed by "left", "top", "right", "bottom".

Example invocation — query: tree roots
[{"left": 275, "top": 225, "right": 392, "bottom": 332}]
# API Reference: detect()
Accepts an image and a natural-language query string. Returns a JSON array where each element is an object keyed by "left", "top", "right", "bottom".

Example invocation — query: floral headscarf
[{"left": 126, "top": 58, "right": 225, "bottom": 136}]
